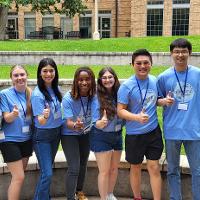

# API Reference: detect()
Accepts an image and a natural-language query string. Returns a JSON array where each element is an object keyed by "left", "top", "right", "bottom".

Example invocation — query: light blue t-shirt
[
  {"left": 157, "top": 65, "right": 200, "bottom": 140},
  {"left": 91, "top": 96, "right": 123, "bottom": 132},
  {"left": 0, "top": 87, "right": 32, "bottom": 142},
  {"left": 118, "top": 75, "right": 158, "bottom": 135},
  {"left": 31, "top": 86, "right": 62, "bottom": 129},
  {"left": 62, "top": 91, "right": 95, "bottom": 136}
]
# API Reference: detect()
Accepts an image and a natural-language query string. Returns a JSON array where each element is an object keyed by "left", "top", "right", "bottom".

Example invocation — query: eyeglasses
[
  {"left": 134, "top": 61, "right": 151, "bottom": 66},
  {"left": 101, "top": 76, "right": 114, "bottom": 80},
  {"left": 172, "top": 50, "right": 189, "bottom": 55}
]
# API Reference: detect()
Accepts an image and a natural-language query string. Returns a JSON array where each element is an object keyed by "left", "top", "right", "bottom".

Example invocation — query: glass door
[{"left": 98, "top": 16, "right": 111, "bottom": 38}]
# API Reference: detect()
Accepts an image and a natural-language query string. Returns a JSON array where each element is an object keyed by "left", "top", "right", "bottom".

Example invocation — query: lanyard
[
  {"left": 80, "top": 97, "right": 90, "bottom": 119},
  {"left": 45, "top": 95, "right": 58, "bottom": 112},
  {"left": 136, "top": 77, "right": 149, "bottom": 109},
  {"left": 14, "top": 89, "right": 26, "bottom": 118},
  {"left": 174, "top": 67, "right": 188, "bottom": 100}
]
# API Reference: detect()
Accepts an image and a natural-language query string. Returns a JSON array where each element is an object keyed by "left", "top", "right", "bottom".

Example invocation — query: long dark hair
[
  {"left": 37, "top": 58, "right": 62, "bottom": 102},
  {"left": 71, "top": 66, "right": 96, "bottom": 100},
  {"left": 97, "top": 67, "right": 120, "bottom": 120}
]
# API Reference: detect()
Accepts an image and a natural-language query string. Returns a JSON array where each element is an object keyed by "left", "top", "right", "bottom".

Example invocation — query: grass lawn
[
  {"left": 0, "top": 65, "right": 168, "bottom": 79},
  {"left": 1, "top": 35, "right": 200, "bottom": 52}
]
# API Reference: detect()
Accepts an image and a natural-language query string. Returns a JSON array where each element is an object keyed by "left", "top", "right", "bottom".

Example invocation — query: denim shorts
[{"left": 90, "top": 126, "right": 123, "bottom": 153}]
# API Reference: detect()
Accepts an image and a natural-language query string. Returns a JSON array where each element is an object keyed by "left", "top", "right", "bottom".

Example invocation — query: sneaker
[
  {"left": 107, "top": 193, "right": 117, "bottom": 200},
  {"left": 76, "top": 191, "right": 88, "bottom": 200}
]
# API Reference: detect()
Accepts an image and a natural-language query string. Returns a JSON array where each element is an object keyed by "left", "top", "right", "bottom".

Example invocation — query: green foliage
[
  {"left": 0, "top": 0, "right": 86, "bottom": 17},
  {"left": 1, "top": 35, "right": 200, "bottom": 52}
]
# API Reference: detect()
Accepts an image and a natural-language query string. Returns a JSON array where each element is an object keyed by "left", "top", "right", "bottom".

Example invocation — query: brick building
[{"left": 6, "top": 0, "right": 200, "bottom": 39}]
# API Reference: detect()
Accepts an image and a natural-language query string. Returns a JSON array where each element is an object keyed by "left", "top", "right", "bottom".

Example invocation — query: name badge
[
  {"left": 115, "top": 124, "right": 122, "bottom": 132},
  {"left": 54, "top": 111, "right": 61, "bottom": 119},
  {"left": 22, "top": 126, "right": 30, "bottom": 134},
  {"left": 178, "top": 103, "right": 188, "bottom": 111},
  {"left": 0, "top": 130, "right": 5, "bottom": 140}
]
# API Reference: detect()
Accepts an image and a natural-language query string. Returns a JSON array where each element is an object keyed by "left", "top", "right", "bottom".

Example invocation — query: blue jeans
[
  {"left": 166, "top": 140, "right": 200, "bottom": 200},
  {"left": 61, "top": 134, "right": 90, "bottom": 200},
  {"left": 33, "top": 127, "right": 61, "bottom": 200}
]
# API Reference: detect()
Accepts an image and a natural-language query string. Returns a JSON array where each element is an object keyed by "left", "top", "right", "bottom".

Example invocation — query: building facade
[{"left": 6, "top": 0, "right": 200, "bottom": 39}]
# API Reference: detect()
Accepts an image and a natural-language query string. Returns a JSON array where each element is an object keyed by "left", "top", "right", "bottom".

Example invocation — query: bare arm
[
  {"left": 117, "top": 103, "right": 149, "bottom": 124},
  {"left": 3, "top": 105, "right": 19, "bottom": 123}
]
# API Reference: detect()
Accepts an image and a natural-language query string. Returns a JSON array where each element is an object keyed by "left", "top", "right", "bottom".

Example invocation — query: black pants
[{"left": 61, "top": 134, "right": 90, "bottom": 200}]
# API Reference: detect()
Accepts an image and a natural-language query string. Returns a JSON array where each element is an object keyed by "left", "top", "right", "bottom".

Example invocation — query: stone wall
[{"left": 1, "top": 52, "right": 200, "bottom": 67}]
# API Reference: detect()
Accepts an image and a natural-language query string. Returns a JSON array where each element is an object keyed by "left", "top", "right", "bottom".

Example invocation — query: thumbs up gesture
[
  {"left": 43, "top": 103, "right": 50, "bottom": 119},
  {"left": 74, "top": 116, "right": 84, "bottom": 130},
  {"left": 12, "top": 105, "right": 19, "bottom": 117},
  {"left": 96, "top": 109, "right": 108, "bottom": 129},
  {"left": 137, "top": 108, "right": 149, "bottom": 124},
  {"left": 165, "top": 91, "right": 174, "bottom": 106}
]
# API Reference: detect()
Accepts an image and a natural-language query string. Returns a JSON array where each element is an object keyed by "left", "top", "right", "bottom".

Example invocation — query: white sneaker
[{"left": 107, "top": 193, "right": 117, "bottom": 200}]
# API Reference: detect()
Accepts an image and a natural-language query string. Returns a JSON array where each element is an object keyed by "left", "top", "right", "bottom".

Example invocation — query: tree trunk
[{"left": 0, "top": 6, "right": 8, "bottom": 40}]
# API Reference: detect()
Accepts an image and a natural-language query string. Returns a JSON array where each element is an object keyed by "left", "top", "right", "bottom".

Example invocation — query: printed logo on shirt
[
  {"left": 173, "top": 82, "right": 194, "bottom": 102},
  {"left": 143, "top": 89, "right": 157, "bottom": 108}
]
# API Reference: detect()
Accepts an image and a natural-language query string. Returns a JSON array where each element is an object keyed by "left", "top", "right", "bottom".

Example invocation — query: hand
[
  {"left": 12, "top": 105, "right": 19, "bottom": 117},
  {"left": 74, "top": 117, "right": 84, "bottom": 130},
  {"left": 165, "top": 91, "right": 174, "bottom": 106},
  {"left": 43, "top": 103, "right": 50, "bottom": 119},
  {"left": 137, "top": 108, "right": 149, "bottom": 124},
  {"left": 100, "top": 109, "right": 108, "bottom": 127}
]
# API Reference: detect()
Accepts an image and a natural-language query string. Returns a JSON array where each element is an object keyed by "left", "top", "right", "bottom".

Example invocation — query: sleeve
[
  {"left": 117, "top": 84, "right": 130, "bottom": 105},
  {"left": 91, "top": 96, "right": 100, "bottom": 123},
  {"left": 0, "top": 92, "right": 11, "bottom": 113},
  {"left": 157, "top": 75, "right": 166, "bottom": 98},
  {"left": 31, "top": 95, "right": 46, "bottom": 116},
  {"left": 62, "top": 96, "right": 74, "bottom": 120}
]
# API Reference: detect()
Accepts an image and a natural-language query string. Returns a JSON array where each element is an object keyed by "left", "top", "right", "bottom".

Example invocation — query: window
[
  {"left": 147, "top": 0, "right": 163, "bottom": 5},
  {"left": 60, "top": 16, "right": 73, "bottom": 36},
  {"left": 42, "top": 14, "right": 54, "bottom": 27},
  {"left": 79, "top": 11, "right": 92, "bottom": 38},
  {"left": 172, "top": 8, "right": 189, "bottom": 35},
  {"left": 98, "top": 10, "right": 111, "bottom": 38},
  {"left": 147, "top": 9, "right": 163, "bottom": 36},
  {"left": 173, "top": 0, "right": 190, "bottom": 4},
  {"left": 24, "top": 12, "right": 36, "bottom": 39}
]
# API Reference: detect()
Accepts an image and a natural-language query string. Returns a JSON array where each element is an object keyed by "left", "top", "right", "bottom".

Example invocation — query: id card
[
  {"left": 0, "top": 130, "right": 5, "bottom": 140},
  {"left": 178, "top": 103, "right": 188, "bottom": 111},
  {"left": 54, "top": 111, "right": 61, "bottom": 120},
  {"left": 22, "top": 126, "right": 30, "bottom": 134},
  {"left": 115, "top": 124, "right": 122, "bottom": 132}
]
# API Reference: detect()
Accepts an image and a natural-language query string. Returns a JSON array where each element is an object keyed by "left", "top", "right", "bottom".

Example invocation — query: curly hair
[
  {"left": 71, "top": 66, "right": 96, "bottom": 100},
  {"left": 97, "top": 67, "right": 120, "bottom": 120}
]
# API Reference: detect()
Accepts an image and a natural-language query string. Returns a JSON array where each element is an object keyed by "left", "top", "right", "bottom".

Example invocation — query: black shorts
[
  {"left": 125, "top": 125, "right": 163, "bottom": 164},
  {"left": 0, "top": 140, "right": 33, "bottom": 163}
]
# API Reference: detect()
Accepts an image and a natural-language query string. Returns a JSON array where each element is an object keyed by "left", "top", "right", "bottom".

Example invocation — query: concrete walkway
[
  {"left": 52, "top": 197, "right": 133, "bottom": 200},
  {"left": 52, "top": 197, "right": 149, "bottom": 200}
]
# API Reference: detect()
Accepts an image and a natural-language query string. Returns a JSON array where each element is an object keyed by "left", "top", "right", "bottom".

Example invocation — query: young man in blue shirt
[
  {"left": 117, "top": 49, "right": 163, "bottom": 200},
  {"left": 157, "top": 38, "right": 200, "bottom": 200}
]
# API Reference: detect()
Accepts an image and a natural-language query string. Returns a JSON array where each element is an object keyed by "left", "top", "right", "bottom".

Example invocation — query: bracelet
[{"left": 73, "top": 122, "right": 77, "bottom": 129}]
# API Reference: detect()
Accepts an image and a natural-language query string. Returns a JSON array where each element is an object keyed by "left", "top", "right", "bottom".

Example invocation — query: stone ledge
[{"left": 0, "top": 151, "right": 190, "bottom": 175}]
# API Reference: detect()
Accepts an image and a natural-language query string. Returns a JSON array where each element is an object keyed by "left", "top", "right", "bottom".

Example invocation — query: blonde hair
[{"left": 10, "top": 65, "right": 32, "bottom": 116}]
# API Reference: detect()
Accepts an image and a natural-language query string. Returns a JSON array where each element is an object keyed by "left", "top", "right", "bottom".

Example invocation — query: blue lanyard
[
  {"left": 14, "top": 89, "right": 26, "bottom": 119},
  {"left": 136, "top": 77, "right": 149, "bottom": 109},
  {"left": 174, "top": 67, "right": 188, "bottom": 100},
  {"left": 80, "top": 97, "right": 90, "bottom": 119}
]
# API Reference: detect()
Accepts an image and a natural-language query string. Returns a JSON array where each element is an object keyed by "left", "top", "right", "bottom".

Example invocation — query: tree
[{"left": 0, "top": 0, "right": 87, "bottom": 40}]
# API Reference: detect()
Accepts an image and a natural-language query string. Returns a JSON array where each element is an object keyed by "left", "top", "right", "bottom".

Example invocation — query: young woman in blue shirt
[
  {"left": 31, "top": 58, "right": 62, "bottom": 200},
  {"left": 0, "top": 65, "right": 32, "bottom": 200},
  {"left": 61, "top": 67, "right": 96, "bottom": 200}
]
